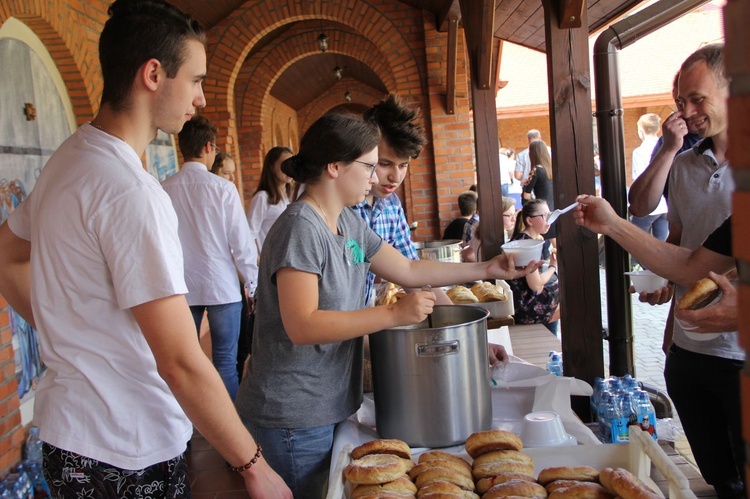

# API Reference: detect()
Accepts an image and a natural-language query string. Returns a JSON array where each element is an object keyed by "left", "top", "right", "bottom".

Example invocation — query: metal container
[
  {"left": 413, "top": 239, "right": 462, "bottom": 263},
  {"left": 369, "top": 305, "right": 492, "bottom": 447}
]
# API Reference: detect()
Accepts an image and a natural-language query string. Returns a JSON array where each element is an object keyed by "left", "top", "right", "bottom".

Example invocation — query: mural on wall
[
  {"left": 146, "top": 130, "right": 178, "bottom": 181},
  {"left": 0, "top": 36, "right": 72, "bottom": 398}
]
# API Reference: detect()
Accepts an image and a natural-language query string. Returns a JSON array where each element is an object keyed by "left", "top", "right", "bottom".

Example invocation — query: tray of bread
[
  {"left": 328, "top": 426, "right": 694, "bottom": 499},
  {"left": 446, "top": 280, "right": 514, "bottom": 318}
]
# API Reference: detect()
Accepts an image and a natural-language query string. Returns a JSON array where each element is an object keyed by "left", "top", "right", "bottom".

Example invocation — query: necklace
[
  {"left": 306, "top": 193, "right": 335, "bottom": 232},
  {"left": 90, "top": 121, "right": 126, "bottom": 143}
]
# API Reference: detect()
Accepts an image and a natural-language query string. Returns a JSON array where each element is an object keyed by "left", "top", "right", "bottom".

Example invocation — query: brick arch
[
  {"left": 1, "top": 2, "right": 103, "bottom": 124},
  {"left": 298, "top": 81, "right": 386, "bottom": 134},
  {"left": 235, "top": 26, "right": 396, "bottom": 126},
  {"left": 203, "top": 0, "right": 425, "bottom": 177}
]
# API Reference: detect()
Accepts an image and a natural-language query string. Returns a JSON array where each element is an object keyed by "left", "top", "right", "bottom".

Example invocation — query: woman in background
[
  {"left": 210, "top": 150, "right": 236, "bottom": 183},
  {"left": 247, "top": 146, "right": 294, "bottom": 253},
  {"left": 524, "top": 140, "right": 556, "bottom": 247},
  {"left": 507, "top": 199, "right": 560, "bottom": 335}
]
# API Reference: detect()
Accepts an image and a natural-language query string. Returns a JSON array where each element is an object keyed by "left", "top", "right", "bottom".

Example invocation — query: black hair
[
  {"left": 281, "top": 113, "right": 380, "bottom": 185},
  {"left": 257, "top": 146, "right": 294, "bottom": 205},
  {"left": 457, "top": 191, "right": 478, "bottom": 216},
  {"left": 99, "top": 0, "right": 206, "bottom": 110},
  {"left": 514, "top": 198, "right": 548, "bottom": 235},
  {"left": 178, "top": 115, "right": 216, "bottom": 159},
  {"left": 363, "top": 94, "right": 427, "bottom": 159}
]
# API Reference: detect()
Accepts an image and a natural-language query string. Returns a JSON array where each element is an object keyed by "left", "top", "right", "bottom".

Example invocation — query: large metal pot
[
  {"left": 369, "top": 305, "right": 492, "bottom": 447},
  {"left": 413, "top": 239, "right": 462, "bottom": 263}
]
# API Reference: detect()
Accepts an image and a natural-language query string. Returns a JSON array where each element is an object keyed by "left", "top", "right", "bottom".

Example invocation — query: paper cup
[{"left": 520, "top": 411, "right": 576, "bottom": 448}]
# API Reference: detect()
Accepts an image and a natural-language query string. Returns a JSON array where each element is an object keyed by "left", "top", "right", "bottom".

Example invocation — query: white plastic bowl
[
  {"left": 501, "top": 239, "right": 544, "bottom": 267},
  {"left": 520, "top": 411, "right": 577, "bottom": 448},
  {"left": 625, "top": 270, "right": 668, "bottom": 293}
]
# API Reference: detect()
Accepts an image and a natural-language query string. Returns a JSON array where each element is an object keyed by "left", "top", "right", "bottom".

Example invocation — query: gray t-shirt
[
  {"left": 667, "top": 138, "right": 742, "bottom": 361},
  {"left": 236, "top": 202, "right": 383, "bottom": 428}
]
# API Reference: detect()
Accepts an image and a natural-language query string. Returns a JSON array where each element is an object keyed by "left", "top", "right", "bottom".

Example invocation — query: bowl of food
[
  {"left": 501, "top": 239, "right": 544, "bottom": 267},
  {"left": 625, "top": 270, "right": 668, "bottom": 294},
  {"left": 520, "top": 411, "right": 577, "bottom": 448}
]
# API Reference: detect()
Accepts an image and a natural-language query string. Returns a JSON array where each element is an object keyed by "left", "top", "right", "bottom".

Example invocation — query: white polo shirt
[
  {"left": 8, "top": 124, "right": 192, "bottom": 470},
  {"left": 162, "top": 162, "right": 258, "bottom": 300}
]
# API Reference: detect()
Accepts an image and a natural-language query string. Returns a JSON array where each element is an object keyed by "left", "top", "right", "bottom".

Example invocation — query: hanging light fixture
[
  {"left": 333, "top": 65, "right": 343, "bottom": 81},
  {"left": 345, "top": 91, "right": 352, "bottom": 103},
  {"left": 317, "top": 33, "right": 329, "bottom": 52}
]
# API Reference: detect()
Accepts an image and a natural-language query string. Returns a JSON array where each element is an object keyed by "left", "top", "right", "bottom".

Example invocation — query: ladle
[{"left": 546, "top": 201, "right": 580, "bottom": 225}]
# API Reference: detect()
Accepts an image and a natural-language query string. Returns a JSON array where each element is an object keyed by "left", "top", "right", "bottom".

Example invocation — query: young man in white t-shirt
[{"left": 0, "top": 0, "right": 290, "bottom": 497}]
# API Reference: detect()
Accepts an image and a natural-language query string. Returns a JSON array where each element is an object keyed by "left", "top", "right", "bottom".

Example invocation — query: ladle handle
[{"left": 421, "top": 285, "right": 433, "bottom": 328}]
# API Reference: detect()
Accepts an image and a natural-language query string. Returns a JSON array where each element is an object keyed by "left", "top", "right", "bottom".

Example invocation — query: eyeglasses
[
  {"left": 353, "top": 160, "right": 378, "bottom": 179},
  {"left": 211, "top": 143, "right": 220, "bottom": 154},
  {"left": 530, "top": 213, "right": 551, "bottom": 221}
]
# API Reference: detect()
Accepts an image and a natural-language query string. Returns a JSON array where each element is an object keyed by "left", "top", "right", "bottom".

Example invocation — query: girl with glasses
[
  {"left": 507, "top": 199, "right": 561, "bottom": 335},
  {"left": 233, "top": 113, "right": 536, "bottom": 497}
]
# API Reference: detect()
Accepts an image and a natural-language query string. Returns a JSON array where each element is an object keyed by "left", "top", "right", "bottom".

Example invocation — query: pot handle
[{"left": 416, "top": 340, "right": 460, "bottom": 357}]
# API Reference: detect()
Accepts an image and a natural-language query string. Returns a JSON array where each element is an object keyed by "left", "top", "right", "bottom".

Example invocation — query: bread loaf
[
  {"left": 351, "top": 476, "right": 417, "bottom": 498},
  {"left": 548, "top": 482, "right": 614, "bottom": 499},
  {"left": 464, "top": 429, "right": 523, "bottom": 458},
  {"left": 446, "top": 286, "right": 479, "bottom": 304},
  {"left": 537, "top": 466, "right": 599, "bottom": 485},
  {"left": 414, "top": 467, "right": 475, "bottom": 491},
  {"left": 344, "top": 454, "right": 412, "bottom": 485},
  {"left": 408, "top": 460, "right": 473, "bottom": 481},
  {"left": 599, "top": 467, "right": 660, "bottom": 499},
  {"left": 417, "top": 451, "right": 472, "bottom": 473},
  {"left": 482, "top": 479, "right": 547, "bottom": 498},
  {"left": 352, "top": 439, "right": 411, "bottom": 460},
  {"left": 477, "top": 473, "right": 537, "bottom": 494},
  {"left": 470, "top": 282, "right": 506, "bottom": 302},
  {"left": 677, "top": 277, "right": 721, "bottom": 310}
]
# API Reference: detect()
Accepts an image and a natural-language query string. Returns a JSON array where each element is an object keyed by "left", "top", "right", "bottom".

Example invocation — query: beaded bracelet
[{"left": 229, "top": 444, "right": 263, "bottom": 473}]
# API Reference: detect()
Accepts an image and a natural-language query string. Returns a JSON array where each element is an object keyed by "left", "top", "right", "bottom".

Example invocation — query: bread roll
[
  {"left": 345, "top": 454, "right": 412, "bottom": 485},
  {"left": 417, "top": 481, "right": 480, "bottom": 498},
  {"left": 599, "top": 468, "right": 660, "bottom": 499},
  {"left": 472, "top": 461, "right": 536, "bottom": 481},
  {"left": 470, "top": 282, "right": 506, "bottom": 302},
  {"left": 352, "top": 439, "right": 412, "bottom": 460},
  {"left": 465, "top": 429, "right": 523, "bottom": 458},
  {"left": 483, "top": 479, "right": 548, "bottom": 498},
  {"left": 677, "top": 277, "right": 721, "bottom": 310},
  {"left": 545, "top": 480, "right": 586, "bottom": 494},
  {"left": 548, "top": 482, "right": 614, "bottom": 499},
  {"left": 537, "top": 466, "right": 599, "bottom": 485},
  {"left": 446, "top": 286, "right": 479, "bottom": 304},
  {"left": 408, "top": 460, "right": 473, "bottom": 481},
  {"left": 477, "top": 473, "right": 537, "bottom": 494},
  {"left": 417, "top": 451, "right": 472, "bottom": 473},
  {"left": 351, "top": 476, "right": 418, "bottom": 498},
  {"left": 414, "top": 467, "right": 476, "bottom": 491},
  {"left": 472, "top": 450, "right": 534, "bottom": 468}
]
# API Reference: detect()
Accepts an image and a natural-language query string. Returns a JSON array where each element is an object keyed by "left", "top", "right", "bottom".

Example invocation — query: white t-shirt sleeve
[
  {"left": 225, "top": 185, "right": 258, "bottom": 292},
  {"left": 7, "top": 189, "right": 32, "bottom": 241},
  {"left": 93, "top": 186, "right": 187, "bottom": 310},
  {"left": 247, "top": 191, "right": 268, "bottom": 249}
]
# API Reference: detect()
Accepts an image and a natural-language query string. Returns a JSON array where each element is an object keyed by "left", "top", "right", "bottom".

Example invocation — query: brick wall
[
  {"left": 0, "top": 296, "right": 22, "bottom": 476},
  {"left": 723, "top": 0, "right": 749, "bottom": 486}
]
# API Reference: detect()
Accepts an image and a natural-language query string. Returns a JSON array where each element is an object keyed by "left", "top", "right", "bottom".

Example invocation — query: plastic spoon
[{"left": 547, "top": 201, "right": 580, "bottom": 225}]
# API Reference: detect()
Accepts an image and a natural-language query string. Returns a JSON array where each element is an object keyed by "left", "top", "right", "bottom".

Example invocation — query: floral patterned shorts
[{"left": 42, "top": 443, "right": 190, "bottom": 498}]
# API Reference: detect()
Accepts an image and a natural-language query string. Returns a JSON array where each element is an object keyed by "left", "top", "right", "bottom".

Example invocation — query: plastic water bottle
[
  {"left": 546, "top": 352, "right": 563, "bottom": 376},
  {"left": 590, "top": 377, "right": 605, "bottom": 422},
  {"left": 635, "top": 390, "right": 658, "bottom": 441},
  {"left": 25, "top": 428, "right": 42, "bottom": 464},
  {"left": 24, "top": 427, "right": 50, "bottom": 497},
  {"left": 598, "top": 392, "right": 617, "bottom": 443}
]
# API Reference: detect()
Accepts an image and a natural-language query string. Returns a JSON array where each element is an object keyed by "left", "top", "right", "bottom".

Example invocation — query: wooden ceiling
[{"left": 168, "top": 0, "right": 644, "bottom": 110}]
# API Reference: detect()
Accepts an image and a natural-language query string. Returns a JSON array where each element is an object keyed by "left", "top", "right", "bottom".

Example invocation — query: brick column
[
  {"left": 0, "top": 296, "right": 22, "bottom": 475},
  {"left": 723, "top": 0, "right": 750, "bottom": 488}
]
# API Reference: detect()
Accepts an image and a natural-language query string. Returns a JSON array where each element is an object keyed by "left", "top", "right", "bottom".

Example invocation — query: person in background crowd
[
  {"left": 210, "top": 149, "right": 237, "bottom": 183},
  {"left": 628, "top": 71, "right": 702, "bottom": 217},
  {"left": 0, "top": 0, "right": 290, "bottom": 496},
  {"left": 461, "top": 196, "right": 516, "bottom": 264},
  {"left": 499, "top": 143, "right": 514, "bottom": 197},
  {"left": 234, "top": 112, "right": 537, "bottom": 498},
  {"left": 507, "top": 199, "right": 560, "bottom": 335},
  {"left": 524, "top": 140, "right": 556, "bottom": 248},
  {"left": 514, "top": 129, "right": 541, "bottom": 183},
  {"left": 162, "top": 115, "right": 258, "bottom": 401},
  {"left": 502, "top": 196, "right": 517, "bottom": 241},
  {"left": 630, "top": 113, "right": 668, "bottom": 244},
  {"left": 443, "top": 191, "right": 477, "bottom": 240},
  {"left": 247, "top": 146, "right": 294, "bottom": 256}
]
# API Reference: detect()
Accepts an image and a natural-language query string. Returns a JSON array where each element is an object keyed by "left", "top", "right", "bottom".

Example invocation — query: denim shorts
[{"left": 243, "top": 421, "right": 336, "bottom": 499}]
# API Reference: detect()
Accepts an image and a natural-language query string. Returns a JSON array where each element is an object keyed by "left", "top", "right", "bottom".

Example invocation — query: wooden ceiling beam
[
  {"left": 459, "top": 0, "right": 496, "bottom": 89},
  {"left": 436, "top": 0, "right": 462, "bottom": 32},
  {"left": 559, "top": 0, "right": 586, "bottom": 28}
]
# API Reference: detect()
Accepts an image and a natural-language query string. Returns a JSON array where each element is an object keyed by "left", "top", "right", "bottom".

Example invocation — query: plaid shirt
[{"left": 351, "top": 195, "right": 418, "bottom": 304}]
